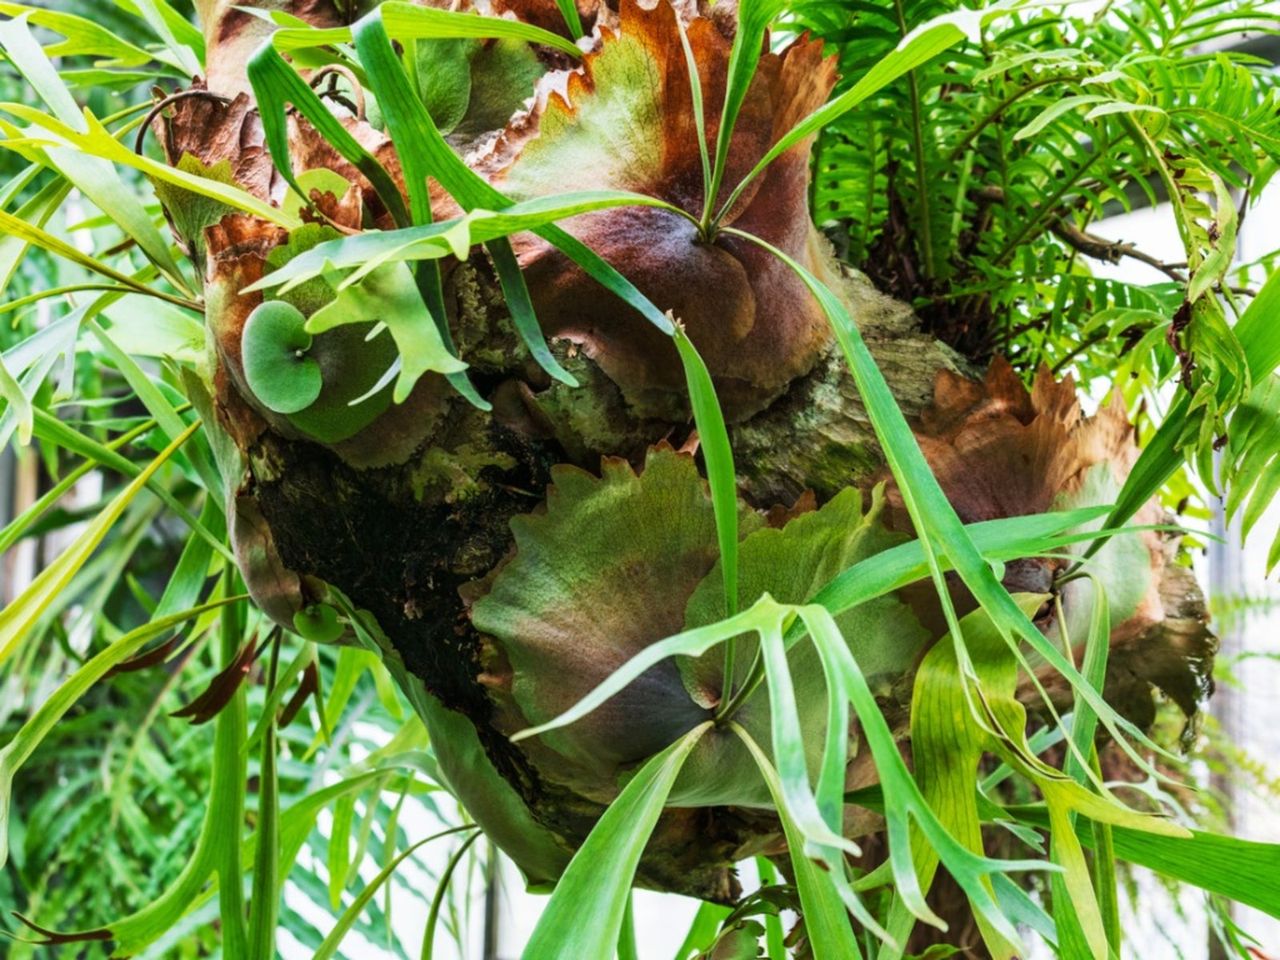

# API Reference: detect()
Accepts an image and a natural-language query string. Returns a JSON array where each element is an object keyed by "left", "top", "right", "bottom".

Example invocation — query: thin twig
[{"left": 134, "top": 89, "right": 233, "bottom": 155}]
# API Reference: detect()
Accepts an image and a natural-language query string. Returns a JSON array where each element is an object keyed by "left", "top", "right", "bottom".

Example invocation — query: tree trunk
[{"left": 163, "top": 0, "right": 1212, "bottom": 912}]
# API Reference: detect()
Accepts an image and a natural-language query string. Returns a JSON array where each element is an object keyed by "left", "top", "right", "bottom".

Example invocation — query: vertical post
[
  {"left": 1206, "top": 481, "right": 1242, "bottom": 960},
  {"left": 483, "top": 842, "right": 501, "bottom": 960}
]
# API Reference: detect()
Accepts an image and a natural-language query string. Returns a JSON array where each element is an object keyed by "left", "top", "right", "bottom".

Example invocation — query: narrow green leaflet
[
  {"left": 1051, "top": 584, "right": 1116, "bottom": 959},
  {"left": 28, "top": 406, "right": 231, "bottom": 561},
  {"left": 714, "top": 4, "right": 1016, "bottom": 225},
  {"left": 0, "top": 170, "right": 69, "bottom": 302},
  {"left": 521, "top": 724, "right": 712, "bottom": 960},
  {"left": 89, "top": 320, "right": 223, "bottom": 500},
  {"left": 313, "top": 827, "right": 478, "bottom": 960},
  {"left": 488, "top": 237, "right": 578, "bottom": 387},
  {"left": 214, "top": 595, "right": 250, "bottom": 960},
  {"left": 1101, "top": 265, "right": 1280, "bottom": 567},
  {"left": 759, "top": 605, "right": 889, "bottom": 941},
  {"left": 128, "top": 0, "right": 202, "bottom": 76},
  {"left": 1063, "top": 583, "right": 1111, "bottom": 785},
  {"left": 703, "top": 0, "right": 786, "bottom": 226},
  {"left": 0, "top": 352, "right": 31, "bottom": 444},
  {"left": 553, "top": 0, "right": 585, "bottom": 40},
  {"left": 419, "top": 832, "right": 483, "bottom": 960},
  {"left": 0, "top": 206, "right": 177, "bottom": 300}
]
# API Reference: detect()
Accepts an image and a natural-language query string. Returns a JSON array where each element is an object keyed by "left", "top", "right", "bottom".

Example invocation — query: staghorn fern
[{"left": 0, "top": 0, "right": 1278, "bottom": 958}]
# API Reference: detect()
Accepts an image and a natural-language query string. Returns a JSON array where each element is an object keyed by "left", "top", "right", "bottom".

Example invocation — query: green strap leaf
[
  {"left": 214, "top": 586, "right": 249, "bottom": 960},
  {"left": 552, "top": 0, "right": 585, "bottom": 41},
  {"left": 732, "top": 724, "right": 864, "bottom": 959},
  {"left": 270, "top": 1, "right": 583, "bottom": 59},
  {"left": 675, "top": 326, "right": 740, "bottom": 620},
  {"left": 521, "top": 723, "right": 712, "bottom": 960},
  {"left": 247, "top": 636, "right": 282, "bottom": 960},
  {"left": 352, "top": 13, "right": 575, "bottom": 395},
  {"left": 488, "top": 237, "right": 579, "bottom": 387},
  {"left": 28, "top": 406, "right": 231, "bottom": 562}
]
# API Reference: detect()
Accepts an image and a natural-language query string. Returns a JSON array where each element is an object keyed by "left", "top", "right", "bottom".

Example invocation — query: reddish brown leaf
[
  {"left": 278, "top": 657, "right": 319, "bottom": 727},
  {"left": 103, "top": 633, "right": 184, "bottom": 677},
  {"left": 170, "top": 632, "right": 263, "bottom": 725},
  {"left": 10, "top": 912, "right": 111, "bottom": 946}
]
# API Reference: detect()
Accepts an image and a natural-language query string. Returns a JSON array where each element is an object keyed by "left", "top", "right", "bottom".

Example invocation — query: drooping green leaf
[
  {"left": 419, "top": 831, "right": 483, "bottom": 960},
  {"left": 732, "top": 724, "right": 864, "bottom": 959}
]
